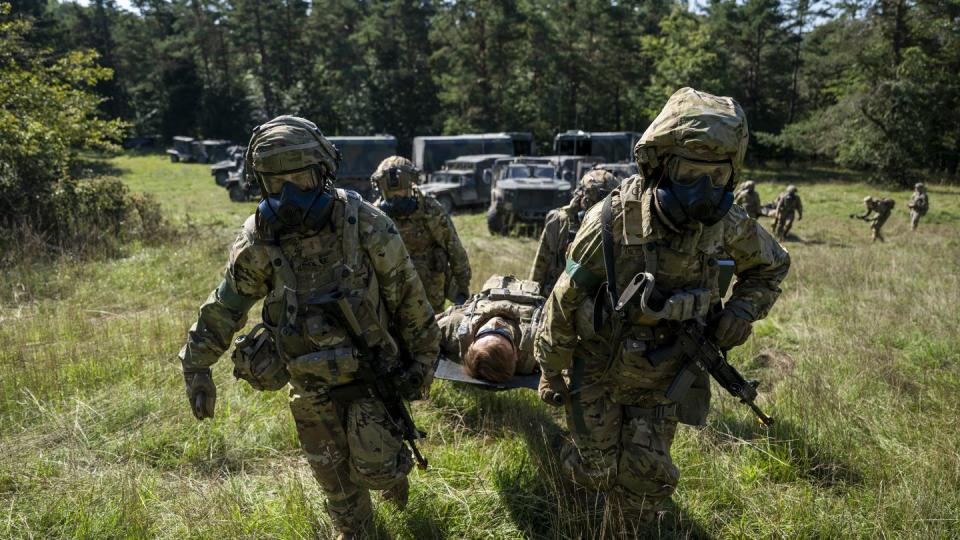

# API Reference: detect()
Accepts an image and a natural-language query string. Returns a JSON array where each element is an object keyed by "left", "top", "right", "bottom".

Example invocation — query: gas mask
[
  {"left": 257, "top": 167, "right": 333, "bottom": 233},
  {"left": 374, "top": 166, "right": 419, "bottom": 218},
  {"left": 654, "top": 156, "right": 734, "bottom": 227}
]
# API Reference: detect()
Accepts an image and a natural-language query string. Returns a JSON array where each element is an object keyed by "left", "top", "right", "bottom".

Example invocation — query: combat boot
[{"left": 382, "top": 476, "right": 409, "bottom": 509}]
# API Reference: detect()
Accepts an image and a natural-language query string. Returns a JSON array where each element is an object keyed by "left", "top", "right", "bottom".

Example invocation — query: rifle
[
  {"left": 320, "top": 290, "right": 429, "bottom": 469},
  {"left": 647, "top": 321, "right": 774, "bottom": 427}
]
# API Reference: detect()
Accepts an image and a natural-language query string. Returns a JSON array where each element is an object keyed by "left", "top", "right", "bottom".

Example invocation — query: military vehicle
[
  {"left": 553, "top": 131, "right": 641, "bottom": 163},
  {"left": 223, "top": 156, "right": 259, "bottom": 202},
  {"left": 329, "top": 135, "right": 397, "bottom": 200},
  {"left": 594, "top": 161, "right": 638, "bottom": 181},
  {"left": 210, "top": 145, "right": 246, "bottom": 186},
  {"left": 504, "top": 132, "right": 535, "bottom": 156},
  {"left": 166, "top": 136, "right": 195, "bottom": 163},
  {"left": 418, "top": 154, "right": 510, "bottom": 213},
  {"left": 412, "top": 134, "right": 517, "bottom": 180},
  {"left": 486, "top": 155, "right": 601, "bottom": 235}
]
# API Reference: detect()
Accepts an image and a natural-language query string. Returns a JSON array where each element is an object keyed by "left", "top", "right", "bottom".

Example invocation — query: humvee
[
  {"left": 329, "top": 135, "right": 397, "bottom": 200},
  {"left": 553, "top": 131, "right": 641, "bottom": 163},
  {"left": 223, "top": 156, "right": 261, "bottom": 202},
  {"left": 486, "top": 155, "right": 601, "bottom": 236},
  {"left": 198, "top": 139, "right": 233, "bottom": 164},
  {"left": 418, "top": 154, "right": 509, "bottom": 213},
  {"left": 210, "top": 145, "right": 246, "bottom": 186},
  {"left": 166, "top": 136, "right": 195, "bottom": 163}
]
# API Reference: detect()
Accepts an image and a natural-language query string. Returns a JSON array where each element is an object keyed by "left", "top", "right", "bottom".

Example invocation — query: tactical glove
[
  {"left": 183, "top": 368, "right": 217, "bottom": 420},
  {"left": 712, "top": 310, "right": 753, "bottom": 350},
  {"left": 398, "top": 361, "right": 431, "bottom": 401},
  {"left": 538, "top": 372, "right": 568, "bottom": 407}
]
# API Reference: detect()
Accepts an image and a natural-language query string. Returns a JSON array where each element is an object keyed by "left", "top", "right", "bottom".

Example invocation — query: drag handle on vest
[
  {"left": 654, "top": 321, "right": 774, "bottom": 427},
  {"left": 322, "top": 290, "right": 430, "bottom": 469}
]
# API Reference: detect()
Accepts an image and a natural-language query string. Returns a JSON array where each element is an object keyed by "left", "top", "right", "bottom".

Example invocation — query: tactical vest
[
  {"left": 261, "top": 189, "right": 399, "bottom": 391},
  {"left": 455, "top": 275, "right": 543, "bottom": 372},
  {"left": 779, "top": 194, "right": 800, "bottom": 214},
  {"left": 383, "top": 192, "right": 447, "bottom": 278}
]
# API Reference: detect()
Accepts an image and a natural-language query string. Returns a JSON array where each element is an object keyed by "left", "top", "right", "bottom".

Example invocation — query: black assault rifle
[
  {"left": 319, "top": 290, "right": 429, "bottom": 469},
  {"left": 647, "top": 321, "right": 774, "bottom": 427}
]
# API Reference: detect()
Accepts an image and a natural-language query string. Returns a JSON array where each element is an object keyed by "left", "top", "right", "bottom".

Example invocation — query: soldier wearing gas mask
[
  {"left": 371, "top": 156, "right": 472, "bottom": 311},
  {"left": 530, "top": 169, "right": 620, "bottom": 296},
  {"left": 534, "top": 88, "right": 790, "bottom": 529},
  {"left": 178, "top": 116, "right": 440, "bottom": 540}
]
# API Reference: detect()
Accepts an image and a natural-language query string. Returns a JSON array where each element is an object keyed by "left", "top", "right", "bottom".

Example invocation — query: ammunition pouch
[
  {"left": 286, "top": 346, "right": 360, "bottom": 389},
  {"left": 232, "top": 323, "right": 290, "bottom": 391}
]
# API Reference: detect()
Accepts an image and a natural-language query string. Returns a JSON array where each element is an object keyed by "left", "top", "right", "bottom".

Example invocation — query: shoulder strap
[
  {"left": 600, "top": 194, "right": 618, "bottom": 309},
  {"left": 337, "top": 188, "right": 361, "bottom": 270}
]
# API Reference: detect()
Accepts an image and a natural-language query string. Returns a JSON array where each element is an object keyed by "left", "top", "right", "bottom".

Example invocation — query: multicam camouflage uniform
[
  {"left": 773, "top": 186, "right": 802, "bottom": 240},
  {"left": 733, "top": 181, "right": 762, "bottom": 219},
  {"left": 535, "top": 89, "right": 790, "bottom": 526},
  {"left": 435, "top": 275, "right": 542, "bottom": 375},
  {"left": 530, "top": 170, "right": 620, "bottom": 296},
  {"left": 179, "top": 117, "right": 439, "bottom": 538},
  {"left": 373, "top": 156, "right": 471, "bottom": 312},
  {"left": 908, "top": 183, "right": 929, "bottom": 231},
  {"left": 857, "top": 196, "right": 896, "bottom": 242}
]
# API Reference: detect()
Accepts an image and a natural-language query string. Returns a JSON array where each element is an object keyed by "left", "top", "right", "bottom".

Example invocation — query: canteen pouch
[
  {"left": 232, "top": 323, "right": 290, "bottom": 391},
  {"left": 286, "top": 346, "right": 360, "bottom": 388}
]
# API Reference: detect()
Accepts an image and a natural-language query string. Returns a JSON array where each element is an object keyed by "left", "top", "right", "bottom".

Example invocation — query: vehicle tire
[
  {"left": 170, "top": 154, "right": 179, "bottom": 163},
  {"left": 438, "top": 195, "right": 454, "bottom": 215},
  {"left": 214, "top": 171, "right": 228, "bottom": 186},
  {"left": 487, "top": 209, "right": 505, "bottom": 235},
  {"left": 228, "top": 185, "right": 246, "bottom": 202}
]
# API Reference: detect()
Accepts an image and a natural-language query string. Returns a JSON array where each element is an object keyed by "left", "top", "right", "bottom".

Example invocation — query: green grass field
[{"left": 1, "top": 154, "right": 959, "bottom": 538}]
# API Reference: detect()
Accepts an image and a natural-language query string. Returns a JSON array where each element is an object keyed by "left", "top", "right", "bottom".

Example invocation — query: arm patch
[{"left": 565, "top": 259, "right": 602, "bottom": 291}]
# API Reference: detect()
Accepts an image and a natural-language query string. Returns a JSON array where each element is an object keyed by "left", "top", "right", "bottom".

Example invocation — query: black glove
[
  {"left": 183, "top": 368, "right": 216, "bottom": 420},
  {"left": 538, "top": 372, "right": 568, "bottom": 407},
  {"left": 398, "top": 361, "right": 430, "bottom": 401},
  {"left": 712, "top": 310, "right": 753, "bottom": 350}
]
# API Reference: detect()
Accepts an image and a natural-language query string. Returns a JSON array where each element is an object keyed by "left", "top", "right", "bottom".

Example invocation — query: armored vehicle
[
  {"left": 486, "top": 155, "right": 601, "bottom": 236},
  {"left": 553, "top": 131, "right": 641, "bottom": 163},
  {"left": 223, "top": 156, "right": 260, "bottom": 202},
  {"left": 329, "top": 135, "right": 397, "bottom": 200},
  {"left": 210, "top": 145, "right": 246, "bottom": 186},
  {"left": 166, "top": 136, "right": 195, "bottom": 163},
  {"left": 413, "top": 134, "right": 516, "bottom": 180},
  {"left": 594, "top": 161, "right": 638, "bottom": 181},
  {"left": 419, "top": 154, "right": 509, "bottom": 213}
]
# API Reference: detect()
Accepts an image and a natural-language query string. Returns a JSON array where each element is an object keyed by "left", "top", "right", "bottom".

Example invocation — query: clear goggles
[
  {"left": 261, "top": 167, "right": 320, "bottom": 195},
  {"left": 665, "top": 156, "right": 733, "bottom": 188}
]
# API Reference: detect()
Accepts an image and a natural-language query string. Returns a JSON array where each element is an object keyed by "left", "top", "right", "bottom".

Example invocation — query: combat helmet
[
  {"left": 915, "top": 182, "right": 925, "bottom": 191},
  {"left": 577, "top": 169, "right": 619, "bottom": 208},
  {"left": 372, "top": 156, "right": 420, "bottom": 199},
  {"left": 634, "top": 87, "right": 748, "bottom": 227},
  {"left": 741, "top": 180, "right": 756, "bottom": 190},
  {"left": 786, "top": 185, "right": 798, "bottom": 194}
]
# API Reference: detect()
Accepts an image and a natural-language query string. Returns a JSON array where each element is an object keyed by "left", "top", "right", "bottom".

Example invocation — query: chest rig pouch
[
  {"left": 259, "top": 189, "right": 395, "bottom": 391},
  {"left": 595, "top": 194, "right": 724, "bottom": 423}
]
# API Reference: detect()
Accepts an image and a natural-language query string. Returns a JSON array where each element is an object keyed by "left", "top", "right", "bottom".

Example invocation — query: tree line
[{"left": 6, "top": 0, "right": 960, "bottom": 183}]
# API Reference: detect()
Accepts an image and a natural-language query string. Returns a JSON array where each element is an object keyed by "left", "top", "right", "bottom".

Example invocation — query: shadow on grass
[
  {"left": 708, "top": 414, "right": 862, "bottom": 489},
  {"left": 70, "top": 156, "right": 130, "bottom": 179}
]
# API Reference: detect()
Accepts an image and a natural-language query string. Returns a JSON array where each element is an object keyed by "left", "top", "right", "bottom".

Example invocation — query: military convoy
[
  {"left": 329, "top": 136, "right": 398, "bottom": 200},
  {"left": 412, "top": 132, "right": 534, "bottom": 181},
  {"left": 419, "top": 154, "right": 509, "bottom": 214},
  {"left": 486, "top": 155, "right": 601, "bottom": 235},
  {"left": 166, "top": 137, "right": 233, "bottom": 164}
]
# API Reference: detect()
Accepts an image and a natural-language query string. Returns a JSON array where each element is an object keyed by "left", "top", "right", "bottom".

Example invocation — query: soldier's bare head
[{"left": 463, "top": 316, "right": 518, "bottom": 383}]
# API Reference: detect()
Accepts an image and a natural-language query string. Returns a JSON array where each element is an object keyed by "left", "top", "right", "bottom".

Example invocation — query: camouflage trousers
[
  {"left": 562, "top": 389, "right": 680, "bottom": 526},
  {"left": 910, "top": 210, "right": 922, "bottom": 231},
  {"left": 289, "top": 385, "right": 412, "bottom": 535},
  {"left": 872, "top": 215, "right": 889, "bottom": 242},
  {"left": 775, "top": 211, "right": 795, "bottom": 240}
]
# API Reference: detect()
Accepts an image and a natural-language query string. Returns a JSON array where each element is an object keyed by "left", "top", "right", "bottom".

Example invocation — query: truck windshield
[{"left": 505, "top": 164, "right": 556, "bottom": 179}]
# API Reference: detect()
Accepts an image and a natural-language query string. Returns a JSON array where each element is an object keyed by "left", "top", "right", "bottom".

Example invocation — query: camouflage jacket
[
  {"left": 909, "top": 191, "right": 929, "bottom": 214},
  {"left": 530, "top": 200, "right": 580, "bottom": 295},
  {"left": 374, "top": 186, "right": 471, "bottom": 303},
  {"left": 734, "top": 188, "right": 762, "bottom": 219},
  {"left": 179, "top": 189, "right": 440, "bottom": 385},
  {"left": 535, "top": 176, "right": 790, "bottom": 409},
  {"left": 436, "top": 275, "right": 542, "bottom": 375},
  {"left": 775, "top": 192, "right": 802, "bottom": 218}
]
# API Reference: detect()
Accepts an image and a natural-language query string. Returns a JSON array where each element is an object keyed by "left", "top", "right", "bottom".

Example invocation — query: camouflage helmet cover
[
  {"left": 741, "top": 180, "right": 756, "bottom": 190},
  {"left": 372, "top": 155, "right": 420, "bottom": 197},
  {"left": 578, "top": 169, "right": 619, "bottom": 192},
  {"left": 915, "top": 182, "right": 925, "bottom": 191},
  {"left": 787, "top": 185, "right": 798, "bottom": 194},
  {"left": 863, "top": 195, "right": 874, "bottom": 203},
  {"left": 245, "top": 116, "right": 341, "bottom": 187},
  {"left": 634, "top": 87, "right": 749, "bottom": 186}
]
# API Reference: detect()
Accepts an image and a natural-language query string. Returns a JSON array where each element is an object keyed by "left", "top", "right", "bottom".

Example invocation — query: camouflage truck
[
  {"left": 418, "top": 154, "right": 510, "bottom": 213},
  {"left": 210, "top": 145, "right": 246, "bottom": 186},
  {"left": 329, "top": 135, "right": 397, "bottom": 200},
  {"left": 486, "top": 155, "right": 601, "bottom": 236},
  {"left": 413, "top": 134, "right": 517, "bottom": 180},
  {"left": 553, "top": 130, "right": 641, "bottom": 163},
  {"left": 166, "top": 136, "right": 195, "bottom": 163}
]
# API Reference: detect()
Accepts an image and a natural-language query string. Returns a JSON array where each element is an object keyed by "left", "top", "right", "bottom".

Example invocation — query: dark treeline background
[{"left": 8, "top": 0, "right": 960, "bottom": 183}]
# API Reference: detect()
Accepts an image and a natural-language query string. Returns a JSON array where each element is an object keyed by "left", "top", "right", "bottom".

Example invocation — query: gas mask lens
[
  {"left": 666, "top": 157, "right": 733, "bottom": 188},
  {"left": 262, "top": 168, "right": 319, "bottom": 195}
]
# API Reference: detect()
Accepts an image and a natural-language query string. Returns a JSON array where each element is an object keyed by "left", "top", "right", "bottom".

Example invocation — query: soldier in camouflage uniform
[
  {"left": 733, "top": 180, "right": 762, "bottom": 219},
  {"left": 178, "top": 117, "right": 440, "bottom": 539},
  {"left": 534, "top": 88, "right": 790, "bottom": 529},
  {"left": 530, "top": 169, "right": 620, "bottom": 295},
  {"left": 908, "top": 183, "right": 929, "bottom": 231},
  {"left": 436, "top": 275, "right": 542, "bottom": 382},
  {"left": 372, "top": 156, "right": 471, "bottom": 311},
  {"left": 854, "top": 195, "right": 896, "bottom": 242},
  {"left": 772, "top": 185, "right": 802, "bottom": 241}
]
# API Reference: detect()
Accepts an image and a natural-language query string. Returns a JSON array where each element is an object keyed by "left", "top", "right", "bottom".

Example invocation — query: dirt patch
[{"left": 752, "top": 348, "right": 797, "bottom": 385}]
